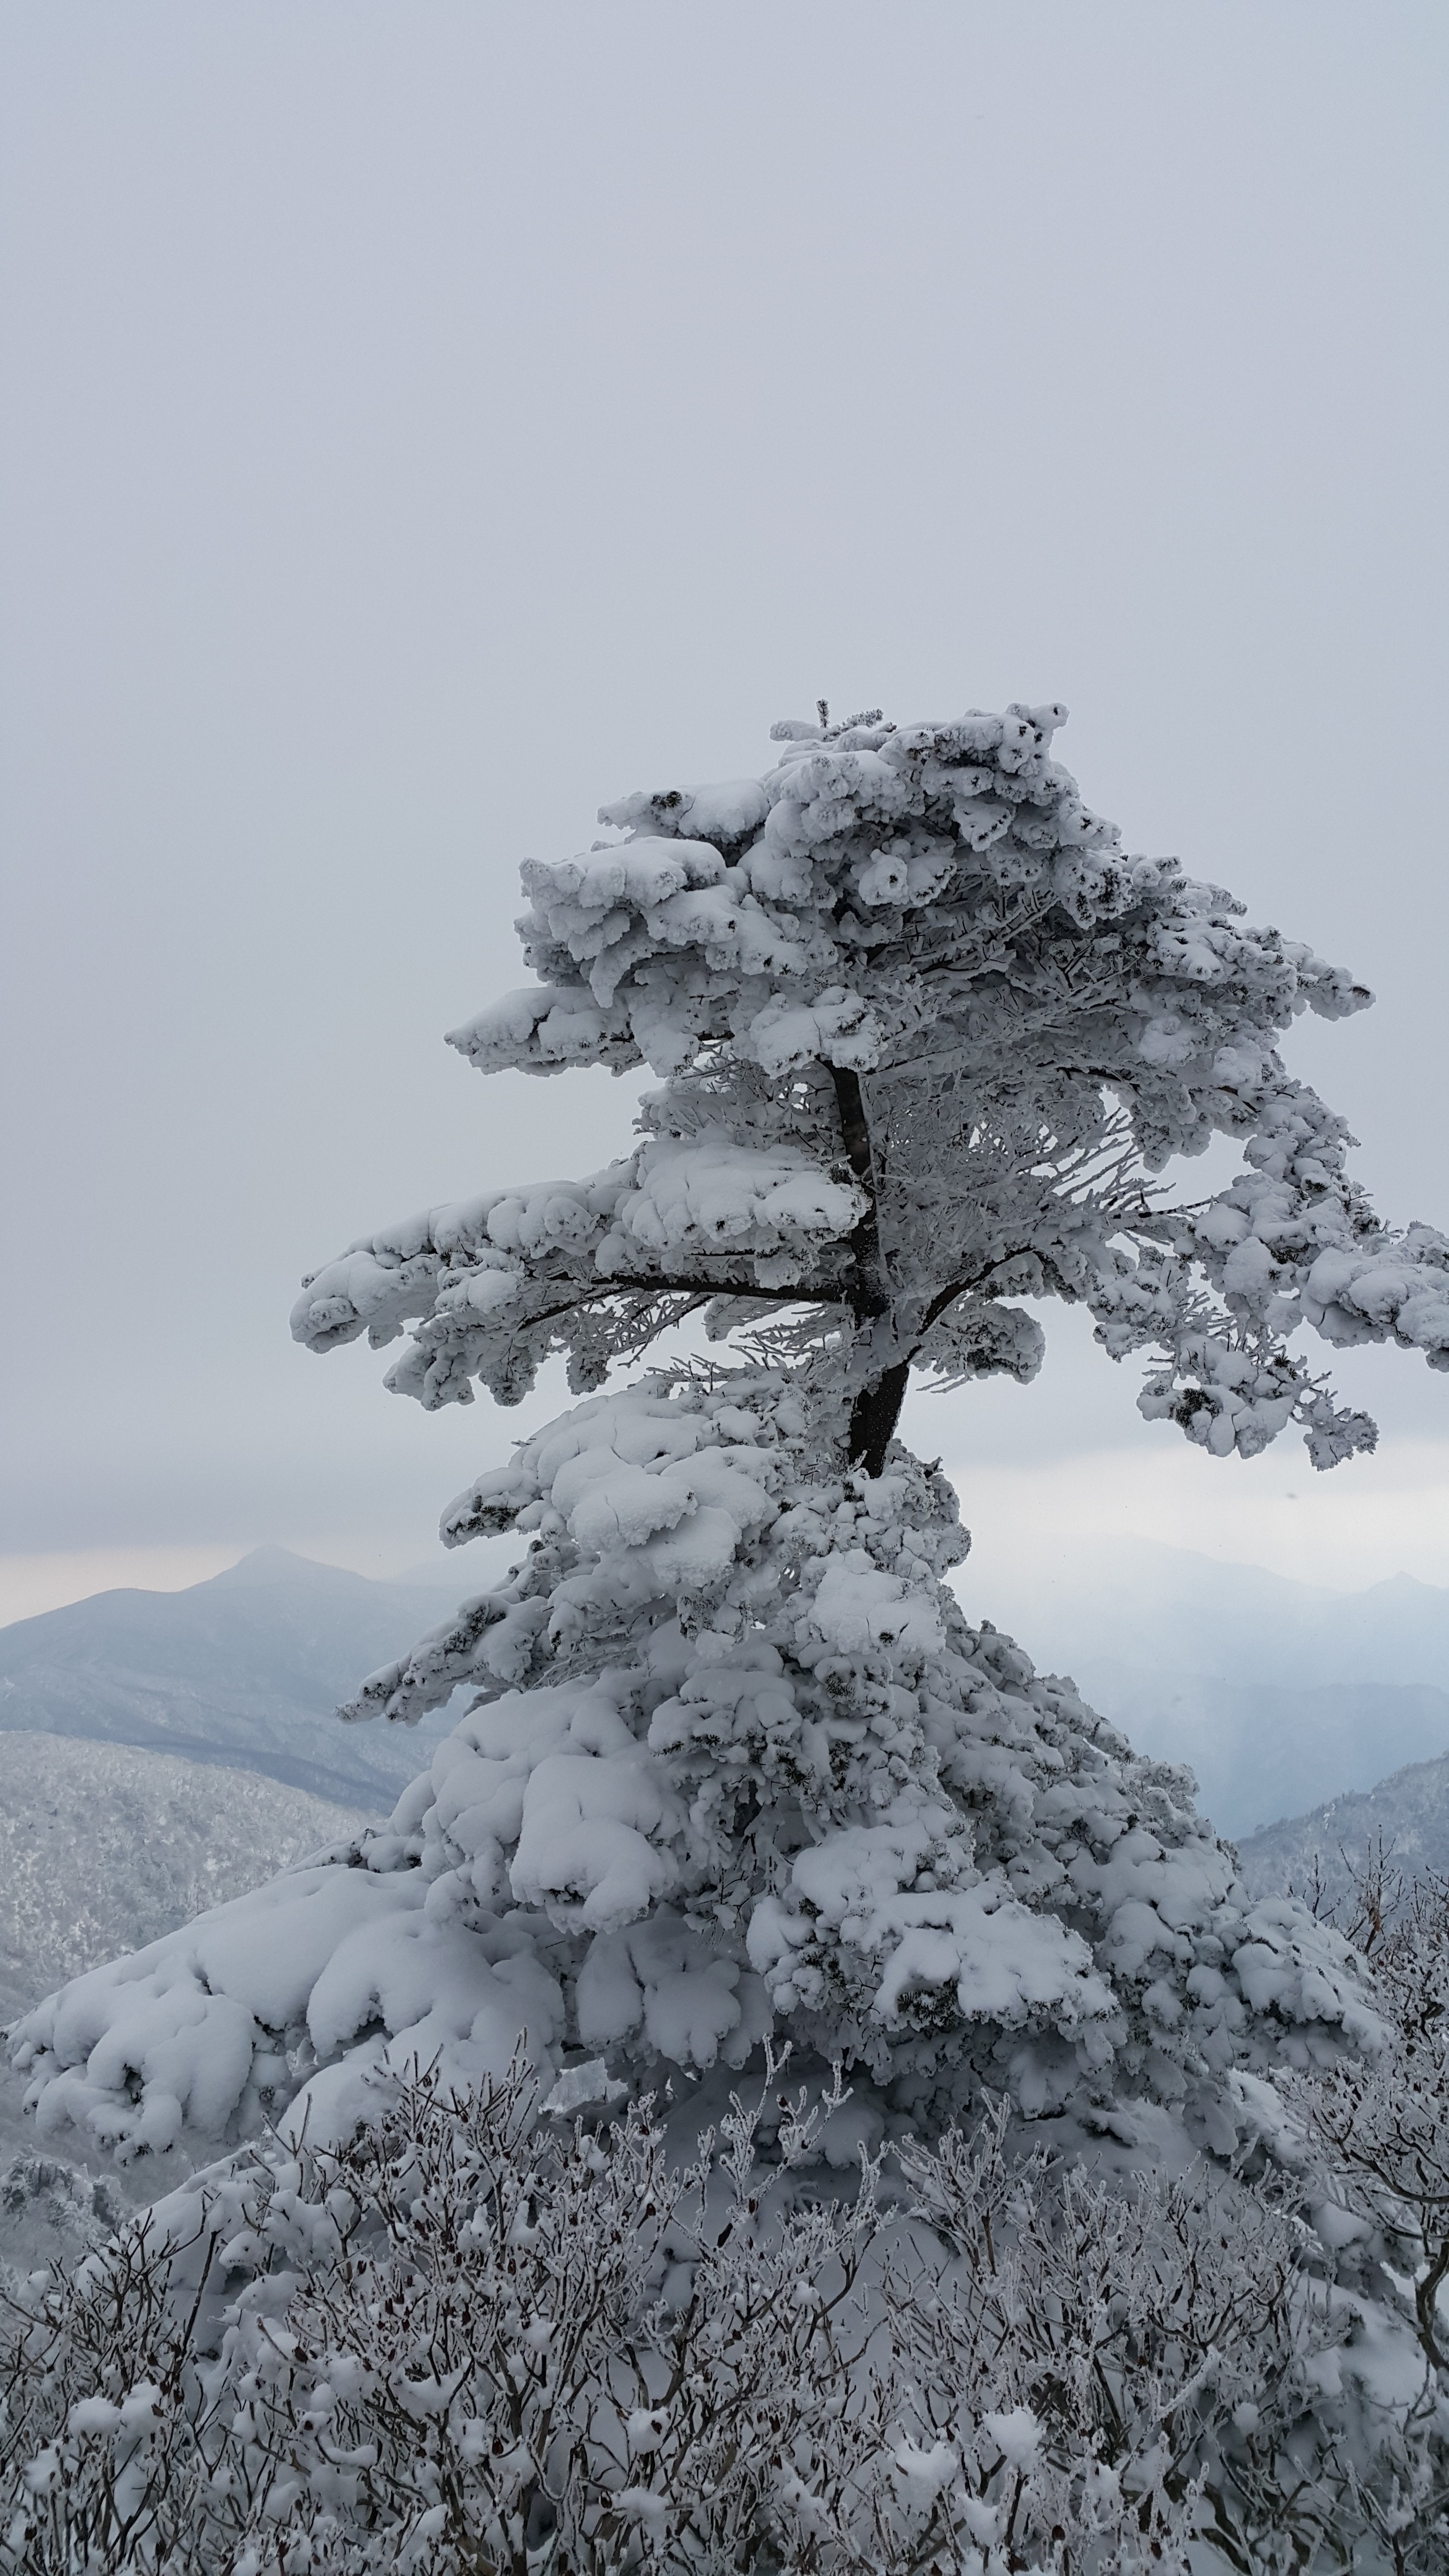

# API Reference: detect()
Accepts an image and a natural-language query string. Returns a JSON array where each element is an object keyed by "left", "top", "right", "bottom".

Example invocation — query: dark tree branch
[
  {"left": 846, "top": 1252, "right": 1043, "bottom": 1476},
  {"left": 515, "top": 1271, "right": 851, "bottom": 1324}
]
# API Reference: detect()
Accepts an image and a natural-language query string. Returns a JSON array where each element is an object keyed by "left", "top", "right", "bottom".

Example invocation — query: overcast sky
[{"left": 3, "top": 1, "right": 1448, "bottom": 1625}]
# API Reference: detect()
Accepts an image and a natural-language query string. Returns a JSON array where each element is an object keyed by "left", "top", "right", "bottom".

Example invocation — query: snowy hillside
[
  {"left": 0, "top": 1734, "right": 368, "bottom": 2273},
  {"left": 0, "top": 1547, "right": 464, "bottom": 1807},
  {"left": 1236, "top": 1747, "right": 1449, "bottom": 1912},
  {"left": 0, "top": 1730, "right": 367, "bottom": 2026}
]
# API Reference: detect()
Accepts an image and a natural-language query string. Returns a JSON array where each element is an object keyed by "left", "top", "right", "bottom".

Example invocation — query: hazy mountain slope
[
  {"left": 0, "top": 1548, "right": 464, "bottom": 1807},
  {"left": 966, "top": 1539, "right": 1449, "bottom": 1838},
  {"left": 1082, "top": 1674, "right": 1449, "bottom": 1840},
  {"left": 1235, "top": 1749, "right": 1449, "bottom": 1913},
  {"left": 0, "top": 1729, "right": 369, "bottom": 2026}
]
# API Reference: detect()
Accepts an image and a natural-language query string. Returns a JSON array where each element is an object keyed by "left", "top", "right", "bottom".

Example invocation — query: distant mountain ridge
[
  {"left": 1082, "top": 1674, "right": 1449, "bottom": 1840},
  {"left": 970, "top": 1536, "right": 1449, "bottom": 1692},
  {"left": 0, "top": 1549, "right": 463, "bottom": 1808},
  {"left": 3, "top": 1536, "right": 1447, "bottom": 1840}
]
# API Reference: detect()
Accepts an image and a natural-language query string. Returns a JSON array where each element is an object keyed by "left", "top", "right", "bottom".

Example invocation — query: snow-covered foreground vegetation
[
  {"left": 0, "top": 1739, "right": 369, "bottom": 2276},
  {"left": 6, "top": 1872, "right": 1449, "bottom": 2576},
  {"left": 7, "top": 699, "right": 1449, "bottom": 2567}
]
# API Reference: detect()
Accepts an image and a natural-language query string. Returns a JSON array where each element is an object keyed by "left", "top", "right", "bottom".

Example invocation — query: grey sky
[{"left": 3, "top": 2, "right": 1447, "bottom": 1615}]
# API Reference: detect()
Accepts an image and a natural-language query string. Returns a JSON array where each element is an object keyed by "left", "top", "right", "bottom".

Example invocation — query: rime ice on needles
[{"left": 16, "top": 700, "right": 1447, "bottom": 2161}]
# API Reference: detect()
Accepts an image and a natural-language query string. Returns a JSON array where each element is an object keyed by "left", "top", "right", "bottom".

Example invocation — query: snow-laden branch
[{"left": 291, "top": 703, "right": 1447, "bottom": 1469}]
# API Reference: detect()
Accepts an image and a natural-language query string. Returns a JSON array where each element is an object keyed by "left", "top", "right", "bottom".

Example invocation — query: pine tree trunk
[
  {"left": 829, "top": 1065, "right": 889, "bottom": 1314},
  {"left": 829, "top": 1065, "right": 909, "bottom": 1470},
  {"left": 847, "top": 1359, "right": 909, "bottom": 1475}
]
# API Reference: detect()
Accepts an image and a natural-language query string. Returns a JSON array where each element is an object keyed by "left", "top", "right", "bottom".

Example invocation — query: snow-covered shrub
[
  {"left": 0, "top": 2151, "right": 131, "bottom": 2298},
  {"left": 1285, "top": 1863, "right": 1449, "bottom": 2378},
  {"left": 13, "top": 697, "right": 1447, "bottom": 2163},
  {"left": 8, "top": 1406, "right": 1384, "bottom": 2165},
  {"left": 1268, "top": 1869, "right": 1449, "bottom": 2563},
  {"left": 0, "top": 2056, "right": 1389, "bottom": 2575}
]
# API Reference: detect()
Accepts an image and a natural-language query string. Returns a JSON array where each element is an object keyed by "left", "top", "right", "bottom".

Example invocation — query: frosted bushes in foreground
[
  {"left": 1287, "top": 1868, "right": 1449, "bottom": 2391},
  {"left": 7, "top": 2048, "right": 1446, "bottom": 2576},
  {"left": 0, "top": 2060, "right": 1213, "bottom": 2573}
]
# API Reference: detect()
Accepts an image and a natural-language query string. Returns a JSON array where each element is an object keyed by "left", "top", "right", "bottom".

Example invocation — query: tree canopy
[
  {"left": 294, "top": 701, "right": 1449, "bottom": 1482},
  {"left": 15, "top": 703, "right": 1445, "bottom": 2163}
]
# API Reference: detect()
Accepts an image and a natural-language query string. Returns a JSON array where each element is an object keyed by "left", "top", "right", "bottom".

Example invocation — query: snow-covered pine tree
[{"left": 16, "top": 703, "right": 1449, "bottom": 2163}]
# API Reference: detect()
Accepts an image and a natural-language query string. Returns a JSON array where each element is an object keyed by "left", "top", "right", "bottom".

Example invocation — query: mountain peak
[{"left": 206, "top": 1546, "right": 361, "bottom": 1591}]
